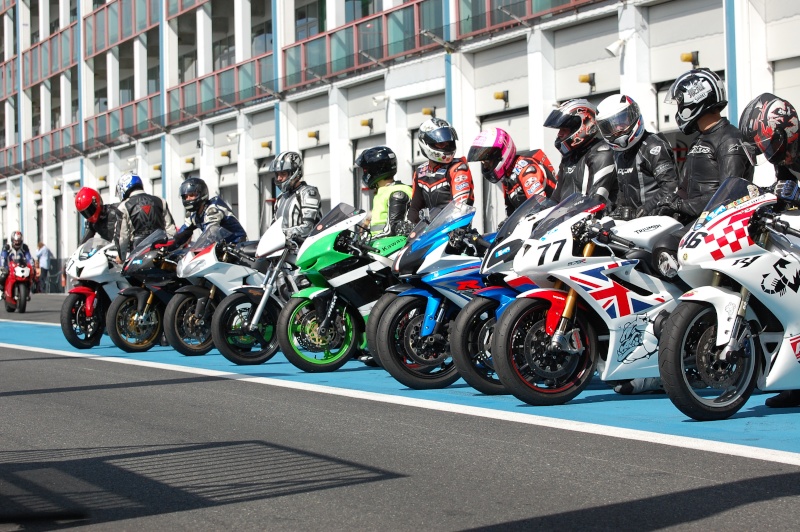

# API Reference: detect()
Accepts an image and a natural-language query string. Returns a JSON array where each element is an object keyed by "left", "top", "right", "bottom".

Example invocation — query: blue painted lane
[{"left": 4, "top": 321, "right": 800, "bottom": 454}]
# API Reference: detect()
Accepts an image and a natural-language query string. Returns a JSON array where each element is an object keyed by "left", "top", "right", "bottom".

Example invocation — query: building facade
[{"left": 0, "top": 0, "right": 794, "bottom": 286}]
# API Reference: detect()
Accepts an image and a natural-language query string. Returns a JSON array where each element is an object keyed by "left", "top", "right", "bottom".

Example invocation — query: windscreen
[
  {"left": 531, "top": 193, "right": 605, "bottom": 240},
  {"left": 694, "top": 177, "right": 762, "bottom": 229},
  {"left": 308, "top": 203, "right": 363, "bottom": 238}
]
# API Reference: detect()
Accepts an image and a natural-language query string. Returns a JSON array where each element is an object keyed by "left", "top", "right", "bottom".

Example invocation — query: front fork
[
  {"left": 547, "top": 242, "right": 595, "bottom": 355},
  {"left": 714, "top": 271, "right": 753, "bottom": 363},
  {"left": 135, "top": 292, "right": 157, "bottom": 325},
  {"left": 246, "top": 248, "right": 290, "bottom": 331}
]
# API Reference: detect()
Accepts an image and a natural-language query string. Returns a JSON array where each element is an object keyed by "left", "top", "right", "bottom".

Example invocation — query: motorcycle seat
[{"left": 236, "top": 241, "right": 259, "bottom": 258}]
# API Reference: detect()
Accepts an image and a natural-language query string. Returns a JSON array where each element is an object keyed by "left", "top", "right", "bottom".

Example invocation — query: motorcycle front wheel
[
  {"left": 15, "top": 283, "right": 28, "bottom": 313},
  {"left": 375, "top": 296, "right": 460, "bottom": 390},
  {"left": 492, "top": 298, "right": 597, "bottom": 406},
  {"left": 211, "top": 292, "right": 280, "bottom": 365},
  {"left": 659, "top": 301, "right": 758, "bottom": 421},
  {"left": 164, "top": 293, "right": 215, "bottom": 356},
  {"left": 60, "top": 293, "right": 104, "bottom": 349},
  {"left": 107, "top": 294, "right": 162, "bottom": 353},
  {"left": 277, "top": 297, "right": 361, "bottom": 372},
  {"left": 451, "top": 296, "right": 506, "bottom": 395}
]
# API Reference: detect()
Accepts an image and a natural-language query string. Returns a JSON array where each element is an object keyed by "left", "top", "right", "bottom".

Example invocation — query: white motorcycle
[
  {"left": 658, "top": 177, "right": 800, "bottom": 421},
  {"left": 166, "top": 226, "right": 265, "bottom": 356},
  {"left": 60, "top": 237, "right": 129, "bottom": 349},
  {"left": 492, "top": 193, "right": 686, "bottom": 406}
]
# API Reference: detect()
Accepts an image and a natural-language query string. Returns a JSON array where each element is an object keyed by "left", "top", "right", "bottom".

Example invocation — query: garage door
[
  {"left": 774, "top": 57, "right": 800, "bottom": 111},
  {"left": 302, "top": 146, "right": 331, "bottom": 214}
]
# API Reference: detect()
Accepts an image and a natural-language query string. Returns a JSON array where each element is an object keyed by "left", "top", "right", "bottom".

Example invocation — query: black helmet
[
  {"left": 179, "top": 177, "right": 209, "bottom": 212},
  {"left": 269, "top": 151, "right": 304, "bottom": 193},
  {"left": 356, "top": 146, "right": 398, "bottom": 189},
  {"left": 739, "top": 93, "right": 800, "bottom": 166},
  {"left": 665, "top": 68, "right": 727, "bottom": 134}
]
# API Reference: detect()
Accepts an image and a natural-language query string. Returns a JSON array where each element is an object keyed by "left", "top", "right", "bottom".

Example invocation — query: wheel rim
[
  {"left": 70, "top": 298, "right": 101, "bottom": 340},
  {"left": 287, "top": 299, "right": 355, "bottom": 364},
  {"left": 388, "top": 301, "right": 454, "bottom": 379},
  {"left": 222, "top": 298, "right": 276, "bottom": 352},
  {"left": 507, "top": 303, "right": 593, "bottom": 394},
  {"left": 115, "top": 298, "right": 160, "bottom": 346},
  {"left": 174, "top": 296, "right": 214, "bottom": 348},
  {"left": 679, "top": 307, "right": 755, "bottom": 408}
]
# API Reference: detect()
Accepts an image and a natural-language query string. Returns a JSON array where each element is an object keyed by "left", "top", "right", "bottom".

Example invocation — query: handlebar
[{"left": 586, "top": 223, "right": 636, "bottom": 249}]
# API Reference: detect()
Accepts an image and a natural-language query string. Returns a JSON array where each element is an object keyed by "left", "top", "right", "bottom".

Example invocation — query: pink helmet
[{"left": 467, "top": 128, "right": 517, "bottom": 183}]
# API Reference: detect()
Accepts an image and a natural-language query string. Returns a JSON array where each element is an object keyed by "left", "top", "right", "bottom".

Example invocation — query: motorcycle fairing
[
  {"left": 471, "top": 287, "right": 518, "bottom": 318},
  {"left": 68, "top": 285, "right": 99, "bottom": 318}
]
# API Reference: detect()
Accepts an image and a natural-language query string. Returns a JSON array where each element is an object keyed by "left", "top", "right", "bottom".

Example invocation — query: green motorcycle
[{"left": 276, "top": 203, "right": 407, "bottom": 372}]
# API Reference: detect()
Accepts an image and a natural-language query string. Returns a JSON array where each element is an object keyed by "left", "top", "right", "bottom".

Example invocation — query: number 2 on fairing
[{"left": 536, "top": 239, "right": 567, "bottom": 266}]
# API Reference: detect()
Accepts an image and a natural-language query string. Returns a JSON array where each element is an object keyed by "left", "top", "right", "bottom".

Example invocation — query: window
[
  {"left": 296, "top": 1, "right": 324, "bottom": 41},
  {"left": 345, "top": 0, "right": 382, "bottom": 23},
  {"left": 148, "top": 65, "right": 159, "bottom": 94},
  {"left": 252, "top": 21, "right": 273, "bottom": 56},
  {"left": 178, "top": 51, "right": 196, "bottom": 83},
  {"left": 212, "top": 34, "right": 236, "bottom": 70},
  {"left": 120, "top": 76, "right": 134, "bottom": 105}
]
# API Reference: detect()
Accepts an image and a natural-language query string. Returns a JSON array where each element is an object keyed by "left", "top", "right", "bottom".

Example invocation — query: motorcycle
[
  {"left": 491, "top": 192, "right": 686, "bottom": 406},
  {"left": 450, "top": 195, "right": 555, "bottom": 394},
  {"left": 60, "top": 237, "right": 129, "bottom": 348},
  {"left": 106, "top": 230, "right": 189, "bottom": 353},
  {"left": 375, "top": 200, "right": 488, "bottom": 389},
  {"left": 210, "top": 219, "right": 303, "bottom": 365},
  {"left": 276, "top": 203, "right": 407, "bottom": 372},
  {"left": 657, "top": 177, "right": 800, "bottom": 421},
  {"left": 165, "top": 226, "right": 264, "bottom": 356},
  {"left": 3, "top": 252, "right": 34, "bottom": 313}
]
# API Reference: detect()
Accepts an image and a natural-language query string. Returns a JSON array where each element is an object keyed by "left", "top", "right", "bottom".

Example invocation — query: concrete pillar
[
  {"left": 17, "top": 0, "right": 30, "bottom": 51},
  {"left": 40, "top": 81, "right": 51, "bottom": 134},
  {"left": 237, "top": 113, "right": 259, "bottom": 238},
  {"left": 328, "top": 86, "right": 352, "bottom": 206},
  {"left": 326, "top": 0, "right": 345, "bottom": 28},
  {"left": 59, "top": 0, "right": 70, "bottom": 30},
  {"left": 528, "top": 28, "right": 557, "bottom": 165},
  {"left": 165, "top": 19, "right": 180, "bottom": 88},
  {"left": 4, "top": 12, "right": 13, "bottom": 61},
  {"left": 107, "top": 48, "right": 120, "bottom": 110},
  {"left": 39, "top": 0, "right": 50, "bottom": 40},
  {"left": 20, "top": 89, "right": 32, "bottom": 143},
  {"left": 196, "top": 3, "right": 213, "bottom": 77},
  {"left": 618, "top": 3, "right": 657, "bottom": 132},
  {"left": 132, "top": 34, "right": 148, "bottom": 100},
  {"left": 198, "top": 123, "right": 215, "bottom": 184},
  {"left": 5, "top": 100, "right": 14, "bottom": 148},
  {"left": 60, "top": 71, "right": 72, "bottom": 127},
  {"left": 235, "top": 0, "right": 252, "bottom": 62}
]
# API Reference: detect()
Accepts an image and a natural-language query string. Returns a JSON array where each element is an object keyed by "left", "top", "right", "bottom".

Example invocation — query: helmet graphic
[
  {"left": 179, "top": 177, "right": 209, "bottom": 212},
  {"left": 739, "top": 93, "right": 800, "bottom": 166},
  {"left": 10, "top": 231, "right": 22, "bottom": 250},
  {"left": 417, "top": 118, "right": 458, "bottom": 164},
  {"left": 356, "top": 146, "right": 398, "bottom": 190},
  {"left": 665, "top": 68, "right": 727, "bottom": 134},
  {"left": 75, "top": 187, "right": 103, "bottom": 224},
  {"left": 269, "top": 151, "right": 304, "bottom": 193},
  {"left": 596, "top": 94, "right": 645, "bottom": 152},
  {"left": 116, "top": 172, "right": 143, "bottom": 200},
  {"left": 467, "top": 128, "right": 517, "bottom": 184},
  {"left": 543, "top": 99, "right": 598, "bottom": 155}
]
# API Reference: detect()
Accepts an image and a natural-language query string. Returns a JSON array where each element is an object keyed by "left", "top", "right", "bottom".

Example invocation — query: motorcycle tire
[
  {"left": 659, "top": 301, "right": 759, "bottom": 421},
  {"left": 5, "top": 300, "right": 14, "bottom": 312},
  {"left": 278, "top": 296, "right": 361, "bottom": 373},
  {"left": 365, "top": 292, "right": 399, "bottom": 368},
  {"left": 107, "top": 294, "right": 162, "bottom": 353},
  {"left": 60, "top": 293, "right": 104, "bottom": 349},
  {"left": 164, "top": 292, "right": 215, "bottom": 356},
  {"left": 375, "top": 295, "right": 460, "bottom": 390},
  {"left": 492, "top": 298, "right": 597, "bottom": 406},
  {"left": 451, "top": 296, "right": 506, "bottom": 395},
  {"left": 211, "top": 292, "right": 280, "bottom": 365},
  {"left": 15, "top": 283, "right": 28, "bottom": 313}
]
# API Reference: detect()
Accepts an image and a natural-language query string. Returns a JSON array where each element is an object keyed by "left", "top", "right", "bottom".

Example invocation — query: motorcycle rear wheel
[
  {"left": 365, "top": 292, "right": 399, "bottom": 368},
  {"left": 15, "top": 283, "right": 28, "bottom": 313},
  {"left": 60, "top": 293, "right": 104, "bottom": 349},
  {"left": 211, "top": 292, "right": 280, "bottom": 365},
  {"left": 164, "top": 292, "right": 215, "bottom": 356},
  {"left": 492, "top": 298, "right": 597, "bottom": 406},
  {"left": 278, "top": 296, "right": 361, "bottom": 372},
  {"left": 451, "top": 296, "right": 506, "bottom": 395},
  {"left": 659, "top": 301, "right": 758, "bottom": 421},
  {"left": 107, "top": 294, "right": 162, "bottom": 353}
]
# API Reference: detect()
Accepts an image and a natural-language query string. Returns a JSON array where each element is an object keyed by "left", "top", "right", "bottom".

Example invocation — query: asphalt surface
[{"left": 2, "top": 295, "right": 800, "bottom": 530}]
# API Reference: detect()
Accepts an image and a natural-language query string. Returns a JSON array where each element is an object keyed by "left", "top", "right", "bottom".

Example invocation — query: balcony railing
[
  {"left": 23, "top": 22, "right": 78, "bottom": 89},
  {"left": 85, "top": 0, "right": 160, "bottom": 59},
  {"left": 456, "top": 0, "right": 601, "bottom": 39},
  {"left": 0, "top": 57, "right": 16, "bottom": 100},
  {"left": 166, "top": 0, "right": 209, "bottom": 20},
  {"left": 0, "top": 0, "right": 15, "bottom": 17},
  {"left": 23, "top": 123, "right": 79, "bottom": 169},
  {"left": 84, "top": 92, "right": 163, "bottom": 150},
  {"left": 0, "top": 144, "right": 20, "bottom": 176},
  {"left": 167, "top": 51, "right": 276, "bottom": 127},
  {"left": 283, "top": 0, "right": 444, "bottom": 91}
]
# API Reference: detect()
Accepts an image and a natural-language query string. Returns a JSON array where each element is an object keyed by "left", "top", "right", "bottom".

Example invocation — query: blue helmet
[{"left": 116, "top": 172, "right": 143, "bottom": 200}]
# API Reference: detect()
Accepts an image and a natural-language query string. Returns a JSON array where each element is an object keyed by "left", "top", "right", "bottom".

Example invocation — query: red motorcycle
[{"left": 4, "top": 256, "right": 34, "bottom": 313}]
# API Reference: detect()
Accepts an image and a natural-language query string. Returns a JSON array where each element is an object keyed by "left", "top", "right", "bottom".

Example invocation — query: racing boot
[
  {"left": 614, "top": 377, "right": 663, "bottom": 395},
  {"left": 765, "top": 390, "right": 800, "bottom": 408}
]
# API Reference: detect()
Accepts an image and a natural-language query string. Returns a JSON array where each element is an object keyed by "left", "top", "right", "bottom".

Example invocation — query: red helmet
[{"left": 75, "top": 187, "right": 103, "bottom": 224}]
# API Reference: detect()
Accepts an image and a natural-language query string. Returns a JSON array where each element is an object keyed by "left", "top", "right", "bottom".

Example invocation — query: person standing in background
[{"left": 34, "top": 242, "right": 53, "bottom": 293}]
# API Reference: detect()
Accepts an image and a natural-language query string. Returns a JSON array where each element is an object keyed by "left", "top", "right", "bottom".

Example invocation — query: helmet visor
[
  {"left": 467, "top": 146, "right": 501, "bottom": 163},
  {"left": 543, "top": 109, "right": 581, "bottom": 130},
  {"left": 597, "top": 106, "right": 639, "bottom": 141},
  {"left": 80, "top": 201, "right": 99, "bottom": 220}
]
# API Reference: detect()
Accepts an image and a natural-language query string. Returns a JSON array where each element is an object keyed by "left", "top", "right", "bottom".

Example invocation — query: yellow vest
[{"left": 371, "top": 182, "right": 413, "bottom": 234}]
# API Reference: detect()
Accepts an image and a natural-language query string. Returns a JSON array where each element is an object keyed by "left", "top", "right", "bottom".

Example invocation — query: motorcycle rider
[
  {"left": 116, "top": 172, "right": 177, "bottom": 260},
  {"left": 172, "top": 177, "right": 247, "bottom": 247},
  {"left": 408, "top": 118, "right": 474, "bottom": 223},
  {"left": 268, "top": 150, "right": 322, "bottom": 239},
  {"left": 739, "top": 92, "right": 800, "bottom": 407},
  {"left": 596, "top": 94, "right": 679, "bottom": 220},
  {"left": 543, "top": 99, "right": 617, "bottom": 203},
  {"left": 355, "top": 146, "right": 413, "bottom": 236},
  {"left": 659, "top": 68, "right": 754, "bottom": 222},
  {"left": 467, "top": 127, "right": 557, "bottom": 217},
  {"left": 76, "top": 187, "right": 122, "bottom": 249},
  {"left": 0, "top": 231, "right": 34, "bottom": 292}
]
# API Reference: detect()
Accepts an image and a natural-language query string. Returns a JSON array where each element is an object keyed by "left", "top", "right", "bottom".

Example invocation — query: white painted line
[
  {"left": 0, "top": 318, "right": 60, "bottom": 326},
  {"left": 4, "top": 341, "right": 800, "bottom": 467}
]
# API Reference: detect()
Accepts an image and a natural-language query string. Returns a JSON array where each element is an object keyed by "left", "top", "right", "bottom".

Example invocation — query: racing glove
[{"left": 774, "top": 180, "right": 800, "bottom": 204}]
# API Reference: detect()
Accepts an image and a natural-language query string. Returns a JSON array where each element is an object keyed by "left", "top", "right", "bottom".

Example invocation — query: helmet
[
  {"left": 543, "top": 99, "right": 598, "bottom": 155},
  {"left": 179, "top": 177, "right": 209, "bottom": 212},
  {"left": 739, "top": 93, "right": 800, "bottom": 166},
  {"left": 269, "top": 151, "right": 303, "bottom": 193},
  {"left": 116, "top": 172, "right": 143, "bottom": 200},
  {"left": 417, "top": 118, "right": 458, "bottom": 164},
  {"left": 467, "top": 128, "right": 516, "bottom": 183},
  {"left": 10, "top": 231, "right": 21, "bottom": 250},
  {"left": 75, "top": 187, "right": 103, "bottom": 224},
  {"left": 356, "top": 146, "right": 398, "bottom": 190},
  {"left": 596, "top": 94, "right": 645, "bottom": 152},
  {"left": 665, "top": 68, "right": 727, "bottom": 134}
]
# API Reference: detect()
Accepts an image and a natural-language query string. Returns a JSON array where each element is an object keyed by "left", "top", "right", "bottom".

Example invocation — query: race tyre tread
[
  {"left": 164, "top": 292, "right": 214, "bottom": 356},
  {"left": 451, "top": 297, "right": 506, "bottom": 395},
  {"left": 365, "top": 292, "right": 398, "bottom": 368},
  {"left": 16, "top": 283, "right": 28, "bottom": 313},
  {"left": 211, "top": 292, "right": 280, "bottom": 365}
]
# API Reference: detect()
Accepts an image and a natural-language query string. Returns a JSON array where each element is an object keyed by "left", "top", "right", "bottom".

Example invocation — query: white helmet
[
  {"left": 596, "top": 94, "right": 645, "bottom": 152},
  {"left": 417, "top": 118, "right": 458, "bottom": 164}
]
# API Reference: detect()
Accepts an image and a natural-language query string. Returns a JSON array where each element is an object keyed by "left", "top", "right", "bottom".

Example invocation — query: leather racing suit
[
  {"left": 551, "top": 137, "right": 617, "bottom": 203},
  {"left": 80, "top": 204, "right": 122, "bottom": 248},
  {"left": 179, "top": 196, "right": 247, "bottom": 243},
  {"left": 408, "top": 157, "right": 474, "bottom": 223},
  {"left": 116, "top": 189, "right": 177, "bottom": 260},
  {"left": 274, "top": 182, "right": 322, "bottom": 239},
  {"left": 614, "top": 131, "right": 678, "bottom": 217},
  {"left": 502, "top": 149, "right": 557, "bottom": 216}
]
